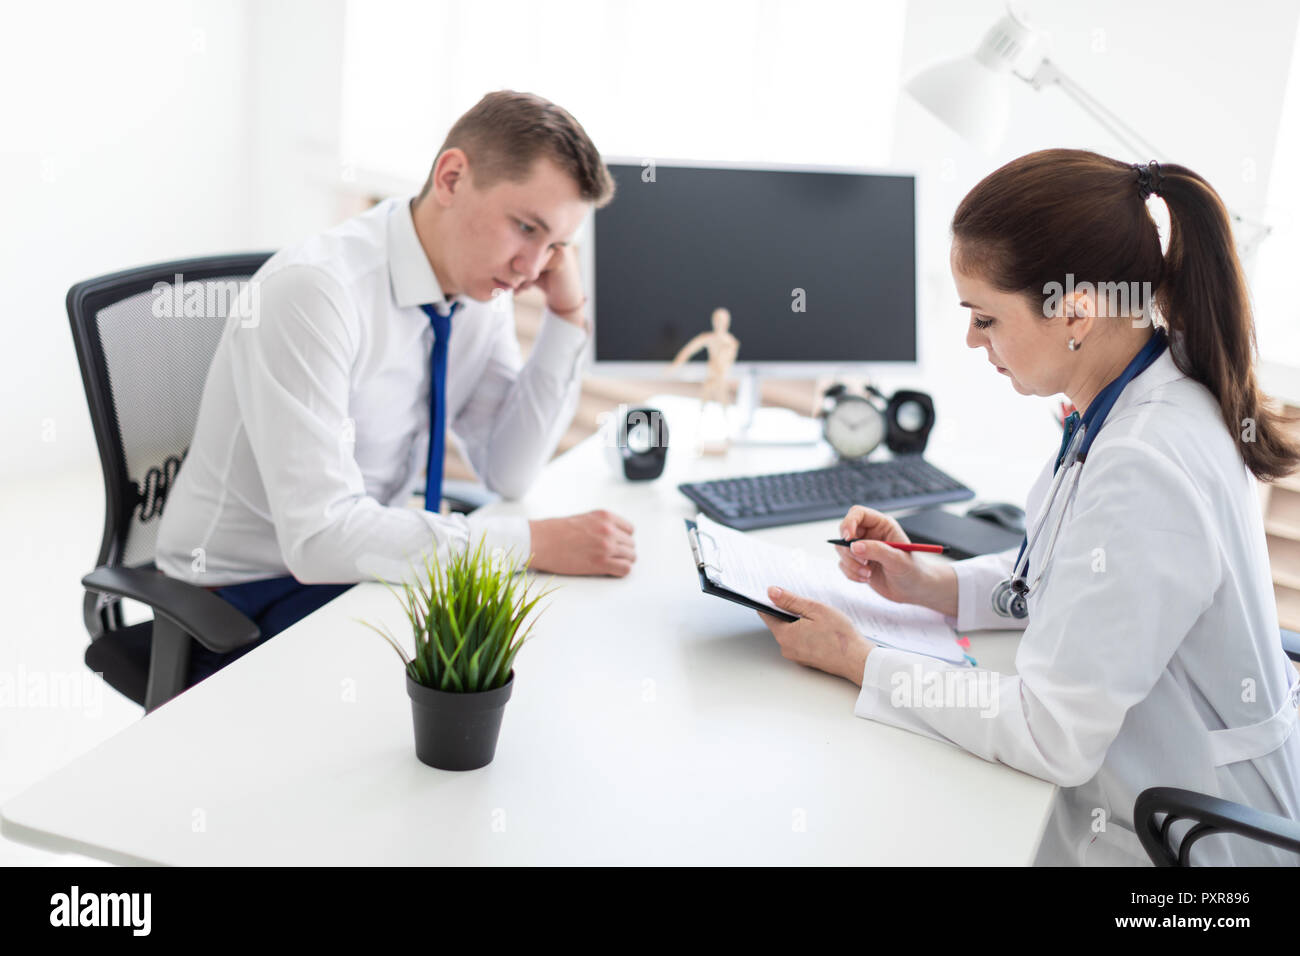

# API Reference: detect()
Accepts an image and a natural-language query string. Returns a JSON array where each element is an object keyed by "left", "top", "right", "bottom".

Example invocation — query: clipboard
[{"left": 685, "top": 519, "right": 798, "bottom": 622}]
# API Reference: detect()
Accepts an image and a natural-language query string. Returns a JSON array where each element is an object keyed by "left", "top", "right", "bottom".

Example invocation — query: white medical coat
[{"left": 854, "top": 346, "right": 1300, "bottom": 865}]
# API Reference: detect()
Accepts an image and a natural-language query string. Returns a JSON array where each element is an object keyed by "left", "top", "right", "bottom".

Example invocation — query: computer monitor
[{"left": 588, "top": 160, "right": 917, "bottom": 381}]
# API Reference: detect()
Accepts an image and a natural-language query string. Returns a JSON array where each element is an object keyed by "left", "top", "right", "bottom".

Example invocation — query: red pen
[{"left": 826, "top": 538, "right": 946, "bottom": 554}]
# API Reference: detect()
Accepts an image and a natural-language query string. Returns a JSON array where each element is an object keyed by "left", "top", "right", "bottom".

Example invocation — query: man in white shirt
[{"left": 156, "top": 91, "right": 635, "bottom": 685}]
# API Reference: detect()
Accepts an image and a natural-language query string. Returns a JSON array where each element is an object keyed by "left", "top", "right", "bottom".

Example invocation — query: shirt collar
[
  {"left": 1119, "top": 335, "right": 1186, "bottom": 403},
  {"left": 1098, "top": 334, "right": 1188, "bottom": 429},
  {"left": 387, "top": 197, "right": 460, "bottom": 313},
  {"left": 1059, "top": 332, "right": 1185, "bottom": 453}
]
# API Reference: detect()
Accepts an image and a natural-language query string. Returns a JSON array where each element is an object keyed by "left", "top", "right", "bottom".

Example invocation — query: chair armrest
[
  {"left": 424, "top": 479, "right": 501, "bottom": 515},
  {"left": 1135, "top": 786, "right": 1300, "bottom": 865},
  {"left": 1282, "top": 628, "right": 1300, "bottom": 663},
  {"left": 81, "top": 566, "right": 260, "bottom": 654}
]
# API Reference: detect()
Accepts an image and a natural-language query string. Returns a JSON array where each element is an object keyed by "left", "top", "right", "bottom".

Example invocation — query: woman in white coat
[{"left": 759, "top": 149, "right": 1300, "bottom": 866}]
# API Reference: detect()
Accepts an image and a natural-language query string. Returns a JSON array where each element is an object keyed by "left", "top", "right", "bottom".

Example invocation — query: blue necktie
[{"left": 420, "top": 301, "right": 458, "bottom": 512}]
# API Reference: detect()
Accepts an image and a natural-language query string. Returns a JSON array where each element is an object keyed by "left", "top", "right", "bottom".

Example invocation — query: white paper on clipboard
[{"left": 692, "top": 513, "right": 970, "bottom": 665}]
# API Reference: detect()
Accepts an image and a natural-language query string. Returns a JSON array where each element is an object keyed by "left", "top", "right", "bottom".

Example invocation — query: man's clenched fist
[{"left": 528, "top": 509, "right": 635, "bottom": 577}]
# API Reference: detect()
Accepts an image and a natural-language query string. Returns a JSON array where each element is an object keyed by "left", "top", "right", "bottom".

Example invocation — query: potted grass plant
[{"left": 359, "top": 538, "right": 553, "bottom": 771}]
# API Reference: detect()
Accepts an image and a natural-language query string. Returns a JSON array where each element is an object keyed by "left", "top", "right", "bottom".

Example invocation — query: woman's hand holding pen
[
  {"left": 835, "top": 505, "right": 958, "bottom": 617},
  {"left": 757, "top": 504, "right": 959, "bottom": 687}
]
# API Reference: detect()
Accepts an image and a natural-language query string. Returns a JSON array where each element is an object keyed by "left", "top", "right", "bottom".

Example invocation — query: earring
[{"left": 1067, "top": 338, "right": 1080, "bottom": 351}]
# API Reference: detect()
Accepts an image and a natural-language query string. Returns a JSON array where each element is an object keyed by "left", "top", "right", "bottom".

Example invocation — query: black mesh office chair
[
  {"left": 69, "top": 253, "right": 493, "bottom": 713},
  {"left": 1135, "top": 786, "right": 1300, "bottom": 866},
  {"left": 68, "top": 254, "right": 274, "bottom": 712}
]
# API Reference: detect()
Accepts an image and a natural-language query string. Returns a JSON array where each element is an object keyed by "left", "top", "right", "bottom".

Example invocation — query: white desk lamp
[{"left": 904, "top": 4, "right": 1272, "bottom": 255}]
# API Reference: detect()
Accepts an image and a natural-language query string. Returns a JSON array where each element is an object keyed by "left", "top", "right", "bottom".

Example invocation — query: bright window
[{"left": 340, "top": 0, "right": 907, "bottom": 189}]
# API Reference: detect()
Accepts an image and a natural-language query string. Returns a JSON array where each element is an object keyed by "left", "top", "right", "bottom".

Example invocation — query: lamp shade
[
  {"left": 905, "top": 56, "right": 1011, "bottom": 153},
  {"left": 903, "top": 6, "right": 1041, "bottom": 153}
]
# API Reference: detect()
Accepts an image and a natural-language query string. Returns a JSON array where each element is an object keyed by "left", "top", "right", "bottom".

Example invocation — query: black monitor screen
[{"left": 593, "top": 163, "right": 916, "bottom": 364}]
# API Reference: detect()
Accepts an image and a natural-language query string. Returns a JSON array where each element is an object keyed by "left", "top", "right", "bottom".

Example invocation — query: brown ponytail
[{"left": 952, "top": 148, "right": 1299, "bottom": 482}]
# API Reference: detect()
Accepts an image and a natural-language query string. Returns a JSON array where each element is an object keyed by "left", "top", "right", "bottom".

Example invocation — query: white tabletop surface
[{"left": 1, "top": 396, "right": 1055, "bottom": 865}]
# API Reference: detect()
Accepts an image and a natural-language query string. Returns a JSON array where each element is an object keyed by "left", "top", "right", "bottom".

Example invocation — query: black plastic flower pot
[{"left": 405, "top": 671, "right": 514, "bottom": 771}]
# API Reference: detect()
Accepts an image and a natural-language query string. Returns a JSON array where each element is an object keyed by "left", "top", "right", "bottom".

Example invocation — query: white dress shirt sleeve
[
  {"left": 451, "top": 303, "right": 587, "bottom": 501},
  {"left": 952, "top": 547, "right": 1026, "bottom": 632},
  {"left": 229, "top": 265, "right": 527, "bottom": 585},
  {"left": 852, "top": 439, "right": 1223, "bottom": 788}
]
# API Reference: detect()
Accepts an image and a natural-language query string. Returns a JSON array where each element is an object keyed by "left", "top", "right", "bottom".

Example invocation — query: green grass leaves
[{"left": 358, "top": 537, "right": 554, "bottom": 693}]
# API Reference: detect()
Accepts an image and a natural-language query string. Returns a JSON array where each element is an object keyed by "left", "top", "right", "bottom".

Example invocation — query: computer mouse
[{"left": 965, "top": 501, "right": 1027, "bottom": 535}]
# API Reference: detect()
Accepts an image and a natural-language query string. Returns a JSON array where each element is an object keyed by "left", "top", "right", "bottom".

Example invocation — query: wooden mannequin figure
[
  {"left": 670, "top": 307, "right": 740, "bottom": 454},
  {"left": 670, "top": 307, "right": 740, "bottom": 406}
]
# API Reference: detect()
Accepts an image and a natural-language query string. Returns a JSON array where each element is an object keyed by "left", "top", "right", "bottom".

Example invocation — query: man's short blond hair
[{"left": 418, "top": 90, "right": 615, "bottom": 207}]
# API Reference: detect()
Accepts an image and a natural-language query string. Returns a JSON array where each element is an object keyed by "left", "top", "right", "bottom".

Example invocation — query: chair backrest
[
  {"left": 68, "top": 254, "right": 272, "bottom": 636},
  {"left": 1135, "top": 786, "right": 1300, "bottom": 865}
]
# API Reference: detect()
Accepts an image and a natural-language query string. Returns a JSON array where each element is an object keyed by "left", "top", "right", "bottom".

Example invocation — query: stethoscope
[{"left": 992, "top": 328, "right": 1170, "bottom": 619}]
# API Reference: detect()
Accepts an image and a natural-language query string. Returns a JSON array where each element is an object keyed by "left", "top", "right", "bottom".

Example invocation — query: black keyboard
[{"left": 679, "top": 456, "right": 975, "bottom": 530}]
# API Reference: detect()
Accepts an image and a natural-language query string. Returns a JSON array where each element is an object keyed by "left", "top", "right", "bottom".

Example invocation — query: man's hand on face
[
  {"left": 527, "top": 509, "right": 635, "bottom": 577},
  {"left": 522, "top": 245, "right": 588, "bottom": 330}
]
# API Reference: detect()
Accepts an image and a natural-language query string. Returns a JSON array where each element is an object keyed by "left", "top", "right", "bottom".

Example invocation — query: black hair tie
[{"left": 1134, "top": 160, "right": 1163, "bottom": 200}]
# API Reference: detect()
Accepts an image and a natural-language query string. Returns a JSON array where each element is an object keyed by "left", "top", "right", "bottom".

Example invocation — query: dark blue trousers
[{"left": 187, "top": 576, "right": 353, "bottom": 687}]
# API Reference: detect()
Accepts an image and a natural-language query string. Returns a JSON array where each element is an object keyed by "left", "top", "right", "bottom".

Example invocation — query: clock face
[{"left": 825, "top": 397, "right": 884, "bottom": 459}]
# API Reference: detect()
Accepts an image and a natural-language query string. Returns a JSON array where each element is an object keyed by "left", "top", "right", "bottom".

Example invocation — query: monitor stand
[{"left": 727, "top": 368, "right": 823, "bottom": 446}]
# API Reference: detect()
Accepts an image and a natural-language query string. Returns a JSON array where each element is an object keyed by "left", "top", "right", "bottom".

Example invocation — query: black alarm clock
[
  {"left": 603, "top": 405, "right": 669, "bottom": 480},
  {"left": 819, "top": 385, "right": 935, "bottom": 458}
]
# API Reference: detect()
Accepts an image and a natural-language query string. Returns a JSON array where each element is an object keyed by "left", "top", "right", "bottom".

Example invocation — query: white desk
[{"left": 1, "top": 397, "right": 1055, "bottom": 865}]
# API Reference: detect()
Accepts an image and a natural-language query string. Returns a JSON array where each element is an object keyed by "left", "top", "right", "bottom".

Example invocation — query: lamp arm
[
  {"left": 1014, "top": 57, "right": 1272, "bottom": 252},
  {"left": 1018, "top": 58, "right": 1166, "bottom": 160}
]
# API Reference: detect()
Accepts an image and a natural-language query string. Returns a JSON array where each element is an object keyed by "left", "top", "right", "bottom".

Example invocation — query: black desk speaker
[{"left": 603, "top": 406, "right": 669, "bottom": 481}]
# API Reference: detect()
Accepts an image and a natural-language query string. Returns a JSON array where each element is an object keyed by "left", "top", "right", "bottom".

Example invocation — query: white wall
[
  {"left": 0, "top": 1, "right": 256, "bottom": 481},
  {"left": 0, "top": 0, "right": 351, "bottom": 486},
  {"left": 1254, "top": 14, "right": 1300, "bottom": 375},
  {"left": 247, "top": 0, "right": 351, "bottom": 248}
]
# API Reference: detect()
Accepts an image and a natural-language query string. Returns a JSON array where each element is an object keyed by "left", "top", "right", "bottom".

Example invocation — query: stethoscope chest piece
[{"left": 992, "top": 578, "right": 1030, "bottom": 620}]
